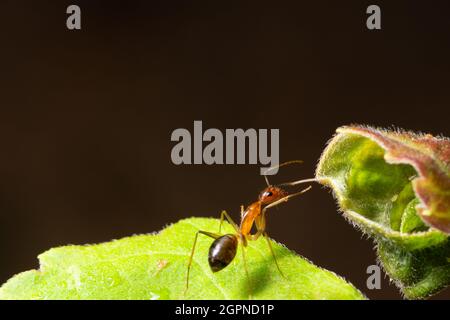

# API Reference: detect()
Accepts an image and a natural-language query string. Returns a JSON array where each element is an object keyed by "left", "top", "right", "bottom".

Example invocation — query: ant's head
[{"left": 258, "top": 186, "right": 288, "bottom": 205}]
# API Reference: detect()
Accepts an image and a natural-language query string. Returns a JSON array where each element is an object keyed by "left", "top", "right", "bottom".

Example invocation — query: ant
[{"left": 185, "top": 160, "right": 317, "bottom": 296}]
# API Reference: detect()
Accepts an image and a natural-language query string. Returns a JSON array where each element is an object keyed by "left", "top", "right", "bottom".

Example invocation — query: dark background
[{"left": 1, "top": 1, "right": 449, "bottom": 299}]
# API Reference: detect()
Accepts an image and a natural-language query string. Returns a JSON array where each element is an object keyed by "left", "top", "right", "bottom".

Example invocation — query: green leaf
[
  {"left": 316, "top": 125, "right": 450, "bottom": 299},
  {"left": 0, "top": 218, "right": 364, "bottom": 300}
]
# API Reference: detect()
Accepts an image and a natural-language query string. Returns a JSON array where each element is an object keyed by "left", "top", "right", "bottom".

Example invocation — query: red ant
[{"left": 185, "top": 161, "right": 316, "bottom": 296}]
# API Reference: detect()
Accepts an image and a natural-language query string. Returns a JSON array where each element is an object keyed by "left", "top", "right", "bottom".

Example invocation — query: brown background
[{"left": 1, "top": 1, "right": 449, "bottom": 299}]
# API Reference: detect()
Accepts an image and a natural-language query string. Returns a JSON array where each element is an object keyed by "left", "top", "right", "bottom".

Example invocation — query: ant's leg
[
  {"left": 251, "top": 186, "right": 311, "bottom": 280},
  {"left": 218, "top": 210, "right": 239, "bottom": 234},
  {"left": 248, "top": 231, "right": 262, "bottom": 241},
  {"left": 263, "top": 231, "right": 285, "bottom": 279},
  {"left": 248, "top": 211, "right": 266, "bottom": 241},
  {"left": 185, "top": 230, "right": 221, "bottom": 294},
  {"left": 254, "top": 214, "right": 285, "bottom": 279},
  {"left": 239, "top": 240, "right": 253, "bottom": 299}
]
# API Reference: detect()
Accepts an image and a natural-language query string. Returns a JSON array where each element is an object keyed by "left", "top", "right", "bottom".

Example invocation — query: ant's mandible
[{"left": 185, "top": 160, "right": 317, "bottom": 296}]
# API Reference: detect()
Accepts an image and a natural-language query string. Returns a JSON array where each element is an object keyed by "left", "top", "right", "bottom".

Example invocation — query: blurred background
[{"left": 1, "top": 0, "right": 449, "bottom": 299}]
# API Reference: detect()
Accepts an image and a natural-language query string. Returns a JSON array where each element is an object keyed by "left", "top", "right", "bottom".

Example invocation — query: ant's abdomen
[{"left": 208, "top": 234, "right": 238, "bottom": 272}]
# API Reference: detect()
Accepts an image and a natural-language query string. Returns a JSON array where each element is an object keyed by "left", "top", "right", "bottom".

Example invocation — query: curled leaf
[
  {"left": 316, "top": 125, "right": 450, "bottom": 299},
  {"left": 0, "top": 218, "right": 364, "bottom": 300}
]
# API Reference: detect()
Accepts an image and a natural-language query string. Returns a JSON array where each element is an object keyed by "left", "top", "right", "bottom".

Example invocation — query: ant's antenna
[
  {"left": 277, "top": 178, "right": 317, "bottom": 188},
  {"left": 262, "top": 160, "right": 304, "bottom": 186},
  {"left": 262, "top": 160, "right": 318, "bottom": 187}
]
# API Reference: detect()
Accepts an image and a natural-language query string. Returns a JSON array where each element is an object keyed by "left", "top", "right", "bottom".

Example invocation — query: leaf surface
[{"left": 0, "top": 218, "right": 364, "bottom": 300}]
